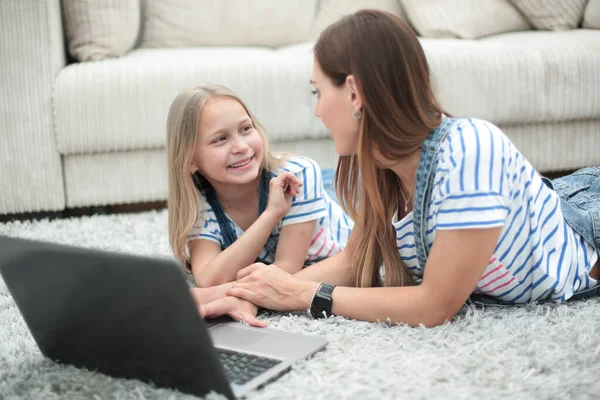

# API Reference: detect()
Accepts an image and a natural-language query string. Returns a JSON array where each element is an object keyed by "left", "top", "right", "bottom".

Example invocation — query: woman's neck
[{"left": 389, "top": 149, "right": 421, "bottom": 190}]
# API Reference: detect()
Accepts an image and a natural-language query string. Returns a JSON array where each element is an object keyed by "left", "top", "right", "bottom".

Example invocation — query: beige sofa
[{"left": 1, "top": 0, "right": 599, "bottom": 215}]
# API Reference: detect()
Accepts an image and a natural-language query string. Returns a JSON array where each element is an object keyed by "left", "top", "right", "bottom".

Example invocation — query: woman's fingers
[
  {"left": 237, "top": 262, "right": 266, "bottom": 280},
  {"left": 226, "top": 285, "right": 262, "bottom": 305}
]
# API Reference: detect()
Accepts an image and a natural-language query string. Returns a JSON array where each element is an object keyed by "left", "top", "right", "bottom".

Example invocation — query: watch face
[{"left": 311, "top": 293, "right": 333, "bottom": 318}]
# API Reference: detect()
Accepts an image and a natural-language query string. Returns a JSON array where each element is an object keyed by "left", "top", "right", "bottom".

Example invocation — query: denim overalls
[
  {"left": 412, "top": 117, "right": 600, "bottom": 305},
  {"left": 199, "top": 170, "right": 272, "bottom": 256}
]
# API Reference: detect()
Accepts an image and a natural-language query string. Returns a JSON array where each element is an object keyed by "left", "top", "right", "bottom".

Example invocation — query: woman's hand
[
  {"left": 227, "top": 263, "right": 319, "bottom": 312},
  {"left": 200, "top": 296, "right": 267, "bottom": 328},
  {"left": 267, "top": 172, "right": 302, "bottom": 219}
]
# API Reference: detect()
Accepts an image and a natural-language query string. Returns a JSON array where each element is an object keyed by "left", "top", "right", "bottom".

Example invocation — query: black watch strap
[{"left": 309, "top": 283, "right": 336, "bottom": 319}]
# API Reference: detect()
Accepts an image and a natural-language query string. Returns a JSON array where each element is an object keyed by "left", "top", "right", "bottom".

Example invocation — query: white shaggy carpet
[{"left": 1, "top": 209, "right": 599, "bottom": 400}]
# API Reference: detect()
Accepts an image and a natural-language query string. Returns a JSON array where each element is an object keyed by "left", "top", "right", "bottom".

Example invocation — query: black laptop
[{"left": 0, "top": 235, "right": 327, "bottom": 398}]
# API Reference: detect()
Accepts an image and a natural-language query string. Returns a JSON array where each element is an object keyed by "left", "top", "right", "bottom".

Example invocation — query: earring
[{"left": 352, "top": 110, "right": 362, "bottom": 120}]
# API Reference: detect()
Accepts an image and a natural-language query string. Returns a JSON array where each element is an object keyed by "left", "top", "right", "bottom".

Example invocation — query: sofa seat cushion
[
  {"left": 53, "top": 43, "right": 326, "bottom": 155},
  {"left": 423, "top": 29, "right": 600, "bottom": 123}
]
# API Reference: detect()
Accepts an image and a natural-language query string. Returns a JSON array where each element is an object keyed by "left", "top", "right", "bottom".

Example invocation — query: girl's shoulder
[{"left": 278, "top": 155, "right": 322, "bottom": 176}]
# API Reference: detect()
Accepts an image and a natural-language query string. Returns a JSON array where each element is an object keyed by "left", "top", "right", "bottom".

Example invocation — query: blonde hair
[{"left": 167, "top": 84, "right": 284, "bottom": 270}]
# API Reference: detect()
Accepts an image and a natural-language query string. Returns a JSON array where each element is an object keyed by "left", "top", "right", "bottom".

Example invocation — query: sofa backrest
[{"left": 62, "top": 0, "right": 600, "bottom": 62}]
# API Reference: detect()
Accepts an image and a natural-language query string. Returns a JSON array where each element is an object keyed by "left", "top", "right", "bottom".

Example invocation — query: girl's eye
[
  {"left": 212, "top": 136, "right": 226, "bottom": 144},
  {"left": 311, "top": 89, "right": 320, "bottom": 98},
  {"left": 241, "top": 125, "right": 252, "bottom": 134}
]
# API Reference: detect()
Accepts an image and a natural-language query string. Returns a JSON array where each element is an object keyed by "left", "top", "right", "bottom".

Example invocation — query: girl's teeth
[{"left": 231, "top": 159, "right": 250, "bottom": 168}]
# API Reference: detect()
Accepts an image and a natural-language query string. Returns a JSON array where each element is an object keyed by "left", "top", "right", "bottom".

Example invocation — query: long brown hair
[
  {"left": 314, "top": 10, "right": 446, "bottom": 287},
  {"left": 166, "top": 84, "right": 284, "bottom": 271}
]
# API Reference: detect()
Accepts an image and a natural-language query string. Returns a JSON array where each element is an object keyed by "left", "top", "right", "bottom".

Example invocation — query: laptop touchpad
[{"left": 209, "top": 324, "right": 298, "bottom": 359}]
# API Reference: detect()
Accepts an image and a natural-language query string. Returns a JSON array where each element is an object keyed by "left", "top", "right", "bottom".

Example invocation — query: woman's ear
[
  {"left": 189, "top": 161, "right": 198, "bottom": 174},
  {"left": 346, "top": 75, "right": 363, "bottom": 113}
]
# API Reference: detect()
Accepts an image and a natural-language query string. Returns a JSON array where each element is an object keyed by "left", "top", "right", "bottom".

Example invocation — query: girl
[
  {"left": 205, "top": 10, "right": 600, "bottom": 327},
  {"left": 166, "top": 84, "right": 352, "bottom": 313}
]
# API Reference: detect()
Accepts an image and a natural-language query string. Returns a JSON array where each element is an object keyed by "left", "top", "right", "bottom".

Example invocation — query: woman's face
[{"left": 311, "top": 60, "right": 360, "bottom": 156}]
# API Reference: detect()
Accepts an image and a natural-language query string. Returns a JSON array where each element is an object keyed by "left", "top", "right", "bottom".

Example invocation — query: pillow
[
  {"left": 583, "top": 0, "right": 600, "bottom": 29},
  {"left": 142, "top": 0, "right": 317, "bottom": 48},
  {"left": 62, "top": 0, "right": 140, "bottom": 61},
  {"left": 400, "top": 0, "right": 531, "bottom": 39},
  {"left": 316, "top": 0, "right": 408, "bottom": 35},
  {"left": 508, "top": 0, "right": 587, "bottom": 30}
]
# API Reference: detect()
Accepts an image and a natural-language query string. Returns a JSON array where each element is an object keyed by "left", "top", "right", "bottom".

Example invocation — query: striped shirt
[
  {"left": 189, "top": 156, "right": 353, "bottom": 265},
  {"left": 392, "top": 118, "right": 599, "bottom": 303}
]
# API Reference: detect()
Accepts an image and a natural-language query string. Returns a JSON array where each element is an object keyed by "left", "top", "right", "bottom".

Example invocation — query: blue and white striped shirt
[
  {"left": 189, "top": 156, "right": 353, "bottom": 264},
  {"left": 393, "top": 118, "right": 599, "bottom": 302}
]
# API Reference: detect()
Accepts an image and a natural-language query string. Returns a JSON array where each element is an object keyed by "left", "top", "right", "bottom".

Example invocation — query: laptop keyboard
[{"left": 217, "top": 348, "right": 282, "bottom": 385}]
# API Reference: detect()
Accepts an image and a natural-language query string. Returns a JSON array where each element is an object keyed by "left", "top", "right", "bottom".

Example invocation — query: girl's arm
[
  {"left": 193, "top": 225, "right": 358, "bottom": 304},
  {"left": 190, "top": 172, "right": 301, "bottom": 287},
  {"left": 189, "top": 208, "right": 281, "bottom": 287},
  {"left": 290, "top": 226, "right": 358, "bottom": 286},
  {"left": 271, "top": 220, "right": 317, "bottom": 274},
  {"left": 228, "top": 226, "right": 502, "bottom": 327}
]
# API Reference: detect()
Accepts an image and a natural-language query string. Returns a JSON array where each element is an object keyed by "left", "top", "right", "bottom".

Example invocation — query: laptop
[{"left": 0, "top": 235, "right": 328, "bottom": 399}]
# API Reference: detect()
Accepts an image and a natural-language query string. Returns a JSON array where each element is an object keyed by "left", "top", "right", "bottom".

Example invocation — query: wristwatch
[{"left": 308, "top": 283, "right": 336, "bottom": 319}]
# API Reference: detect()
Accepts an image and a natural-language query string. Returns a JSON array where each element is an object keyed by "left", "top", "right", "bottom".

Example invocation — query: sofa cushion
[
  {"left": 483, "top": 30, "right": 600, "bottom": 121},
  {"left": 62, "top": 0, "right": 140, "bottom": 61},
  {"left": 315, "top": 0, "right": 407, "bottom": 35},
  {"left": 400, "top": 0, "right": 530, "bottom": 39},
  {"left": 142, "top": 0, "right": 317, "bottom": 48},
  {"left": 421, "top": 38, "right": 544, "bottom": 123},
  {"left": 422, "top": 29, "right": 600, "bottom": 124},
  {"left": 583, "top": 0, "right": 600, "bottom": 29},
  {"left": 53, "top": 44, "right": 326, "bottom": 155},
  {"left": 508, "top": 0, "right": 587, "bottom": 30}
]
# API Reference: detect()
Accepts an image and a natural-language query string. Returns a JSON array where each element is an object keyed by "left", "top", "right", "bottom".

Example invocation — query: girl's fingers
[{"left": 231, "top": 311, "right": 267, "bottom": 328}]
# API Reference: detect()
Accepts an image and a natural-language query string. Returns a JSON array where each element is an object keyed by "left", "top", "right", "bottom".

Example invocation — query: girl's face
[
  {"left": 311, "top": 59, "right": 360, "bottom": 156},
  {"left": 190, "top": 96, "right": 264, "bottom": 186}
]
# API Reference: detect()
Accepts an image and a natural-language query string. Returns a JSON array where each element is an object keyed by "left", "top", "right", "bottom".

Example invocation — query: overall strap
[
  {"left": 412, "top": 117, "right": 457, "bottom": 268},
  {"left": 203, "top": 170, "right": 273, "bottom": 250}
]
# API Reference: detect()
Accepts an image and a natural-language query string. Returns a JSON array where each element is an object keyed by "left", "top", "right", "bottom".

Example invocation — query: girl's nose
[{"left": 231, "top": 137, "right": 249, "bottom": 153}]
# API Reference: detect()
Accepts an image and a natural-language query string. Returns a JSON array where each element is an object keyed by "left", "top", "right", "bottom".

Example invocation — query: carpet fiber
[{"left": 1, "top": 210, "right": 599, "bottom": 399}]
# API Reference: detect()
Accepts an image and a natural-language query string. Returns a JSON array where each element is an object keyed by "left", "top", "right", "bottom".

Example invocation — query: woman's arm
[{"left": 228, "top": 226, "right": 502, "bottom": 327}]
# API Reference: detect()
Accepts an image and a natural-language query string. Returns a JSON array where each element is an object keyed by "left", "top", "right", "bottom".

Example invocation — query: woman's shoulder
[{"left": 443, "top": 117, "right": 513, "bottom": 159}]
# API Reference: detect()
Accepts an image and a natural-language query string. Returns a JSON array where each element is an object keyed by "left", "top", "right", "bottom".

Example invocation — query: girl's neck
[{"left": 210, "top": 177, "right": 260, "bottom": 210}]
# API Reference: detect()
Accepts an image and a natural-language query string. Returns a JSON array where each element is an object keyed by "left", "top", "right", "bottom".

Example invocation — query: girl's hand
[
  {"left": 227, "top": 263, "right": 318, "bottom": 312},
  {"left": 199, "top": 296, "right": 267, "bottom": 328},
  {"left": 189, "top": 287, "right": 214, "bottom": 305},
  {"left": 267, "top": 172, "right": 302, "bottom": 220}
]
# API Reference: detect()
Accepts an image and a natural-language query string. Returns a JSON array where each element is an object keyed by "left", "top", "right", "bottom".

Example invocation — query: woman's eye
[{"left": 311, "top": 89, "right": 320, "bottom": 98}]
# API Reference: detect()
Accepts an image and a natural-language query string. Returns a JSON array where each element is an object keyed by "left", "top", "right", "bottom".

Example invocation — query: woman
[{"left": 200, "top": 10, "right": 600, "bottom": 327}]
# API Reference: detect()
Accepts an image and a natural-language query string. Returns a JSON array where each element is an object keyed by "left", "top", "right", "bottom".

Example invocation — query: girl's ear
[
  {"left": 189, "top": 161, "right": 199, "bottom": 174},
  {"left": 346, "top": 75, "right": 363, "bottom": 114}
]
